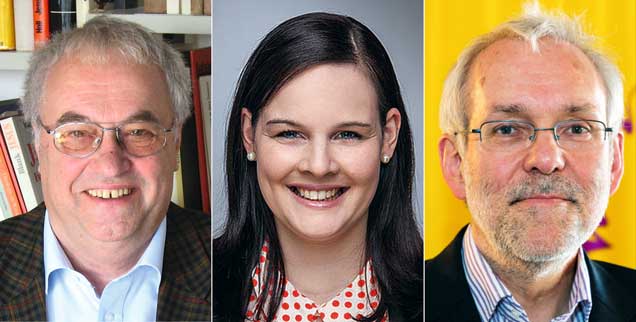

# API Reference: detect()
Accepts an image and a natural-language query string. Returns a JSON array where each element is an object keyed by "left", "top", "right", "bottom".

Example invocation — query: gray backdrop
[{"left": 212, "top": 0, "right": 423, "bottom": 234}]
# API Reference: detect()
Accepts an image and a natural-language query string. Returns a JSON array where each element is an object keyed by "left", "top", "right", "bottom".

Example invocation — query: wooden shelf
[
  {"left": 0, "top": 52, "right": 31, "bottom": 70},
  {"left": 84, "top": 13, "right": 211, "bottom": 35}
]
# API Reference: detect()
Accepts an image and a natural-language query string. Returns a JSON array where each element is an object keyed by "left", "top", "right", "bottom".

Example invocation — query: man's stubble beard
[{"left": 465, "top": 170, "right": 609, "bottom": 273}]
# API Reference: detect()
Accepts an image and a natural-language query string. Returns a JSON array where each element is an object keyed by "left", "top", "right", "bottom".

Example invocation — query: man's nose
[
  {"left": 91, "top": 130, "right": 131, "bottom": 176},
  {"left": 523, "top": 129, "right": 565, "bottom": 174}
]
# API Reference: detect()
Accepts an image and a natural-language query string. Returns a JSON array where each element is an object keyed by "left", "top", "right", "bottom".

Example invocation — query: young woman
[{"left": 214, "top": 12, "right": 422, "bottom": 322}]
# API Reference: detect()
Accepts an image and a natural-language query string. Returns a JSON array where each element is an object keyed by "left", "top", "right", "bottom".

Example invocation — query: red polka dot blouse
[{"left": 245, "top": 242, "right": 387, "bottom": 321}]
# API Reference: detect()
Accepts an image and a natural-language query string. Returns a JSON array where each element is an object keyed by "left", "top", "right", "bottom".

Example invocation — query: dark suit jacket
[
  {"left": 0, "top": 203, "right": 211, "bottom": 321},
  {"left": 426, "top": 226, "right": 636, "bottom": 322}
]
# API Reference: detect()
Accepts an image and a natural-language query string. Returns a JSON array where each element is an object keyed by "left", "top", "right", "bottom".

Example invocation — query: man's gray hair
[
  {"left": 439, "top": 2, "right": 624, "bottom": 151},
  {"left": 21, "top": 16, "right": 192, "bottom": 134}
]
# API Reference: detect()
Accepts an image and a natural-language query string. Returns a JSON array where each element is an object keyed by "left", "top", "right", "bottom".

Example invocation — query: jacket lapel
[{"left": 425, "top": 226, "right": 480, "bottom": 322}]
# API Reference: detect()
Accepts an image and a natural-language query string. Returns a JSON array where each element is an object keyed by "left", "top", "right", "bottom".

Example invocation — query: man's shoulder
[
  {"left": 586, "top": 258, "right": 636, "bottom": 320},
  {"left": 425, "top": 227, "right": 482, "bottom": 322},
  {"left": 166, "top": 203, "right": 210, "bottom": 231},
  {"left": 165, "top": 203, "right": 211, "bottom": 253},
  {"left": 588, "top": 258, "right": 636, "bottom": 290},
  {"left": 0, "top": 206, "right": 45, "bottom": 248}
]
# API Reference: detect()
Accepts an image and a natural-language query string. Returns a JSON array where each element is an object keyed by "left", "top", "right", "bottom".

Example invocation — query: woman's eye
[
  {"left": 275, "top": 130, "right": 302, "bottom": 139},
  {"left": 335, "top": 131, "right": 361, "bottom": 140}
]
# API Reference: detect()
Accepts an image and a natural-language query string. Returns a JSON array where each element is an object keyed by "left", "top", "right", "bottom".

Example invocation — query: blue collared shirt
[
  {"left": 44, "top": 211, "right": 166, "bottom": 322},
  {"left": 462, "top": 225, "right": 593, "bottom": 322}
]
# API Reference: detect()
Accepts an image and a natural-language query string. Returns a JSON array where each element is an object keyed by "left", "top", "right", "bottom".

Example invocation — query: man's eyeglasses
[
  {"left": 458, "top": 119, "right": 613, "bottom": 152},
  {"left": 39, "top": 120, "right": 174, "bottom": 158}
]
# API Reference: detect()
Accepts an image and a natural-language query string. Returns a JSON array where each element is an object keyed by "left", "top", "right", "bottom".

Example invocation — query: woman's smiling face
[{"left": 242, "top": 63, "right": 400, "bottom": 243}]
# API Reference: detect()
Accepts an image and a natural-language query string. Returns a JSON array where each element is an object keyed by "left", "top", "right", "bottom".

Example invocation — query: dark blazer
[
  {"left": 426, "top": 226, "right": 636, "bottom": 322},
  {"left": 0, "top": 203, "right": 211, "bottom": 321}
]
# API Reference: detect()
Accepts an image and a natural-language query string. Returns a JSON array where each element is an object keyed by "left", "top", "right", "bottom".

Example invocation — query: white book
[
  {"left": 76, "top": 0, "right": 90, "bottom": 27},
  {"left": 0, "top": 116, "right": 43, "bottom": 211},
  {"left": 167, "top": 0, "right": 179, "bottom": 14},
  {"left": 180, "top": 0, "right": 191, "bottom": 15},
  {"left": 12, "top": 0, "right": 34, "bottom": 51}
]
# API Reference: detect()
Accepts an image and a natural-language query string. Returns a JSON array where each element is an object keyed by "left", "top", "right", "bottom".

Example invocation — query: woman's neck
[{"left": 276, "top": 218, "right": 367, "bottom": 305}]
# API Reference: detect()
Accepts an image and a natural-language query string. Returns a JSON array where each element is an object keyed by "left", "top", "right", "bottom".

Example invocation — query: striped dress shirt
[{"left": 462, "top": 225, "right": 593, "bottom": 322}]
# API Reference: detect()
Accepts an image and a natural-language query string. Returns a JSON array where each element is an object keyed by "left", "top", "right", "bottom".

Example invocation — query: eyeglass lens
[
  {"left": 478, "top": 120, "right": 608, "bottom": 152},
  {"left": 53, "top": 122, "right": 168, "bottom": 157}
]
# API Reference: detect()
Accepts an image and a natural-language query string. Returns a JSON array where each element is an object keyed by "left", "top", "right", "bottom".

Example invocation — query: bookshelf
[
  {"left": 0, "top": 52, "right": 31, "bottom": 71},
  {"left": 0, "top": 3, "right": 211, "bottom": 71},
  {"left": 83, "top": 13, "right": 210, "bottom": 34}
]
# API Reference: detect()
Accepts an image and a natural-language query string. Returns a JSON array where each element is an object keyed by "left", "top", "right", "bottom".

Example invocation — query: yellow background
[{"left": 425, "top": 0, "right": 636, "bottom": 268}]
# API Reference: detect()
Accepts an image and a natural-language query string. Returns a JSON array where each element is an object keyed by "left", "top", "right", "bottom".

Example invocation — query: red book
[
  {"left": 33, "top": 0, "right": 49, "bottom": 48},
  {"left": 189, "top": 47, "right": 211, "bottom": 214}
]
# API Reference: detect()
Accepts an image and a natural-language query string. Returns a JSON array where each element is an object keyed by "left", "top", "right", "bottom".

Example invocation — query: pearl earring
[
  {"left": 381, "top": 154, "right": 391, "bottom": 164},
  {"left": 247, "top": 152, "right": 256, "bottom": 161}
]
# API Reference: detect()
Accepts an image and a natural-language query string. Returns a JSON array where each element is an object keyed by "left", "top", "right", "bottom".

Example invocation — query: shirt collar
[
  {"left": 462, "top": 224, "right": 592, "bottom": 322},
  {"left": 43, "top": 210, "right": 167, "bottom": 294}
]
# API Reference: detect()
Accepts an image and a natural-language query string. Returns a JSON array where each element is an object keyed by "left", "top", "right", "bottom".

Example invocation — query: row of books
[
  {"left": 0, "top": 99, "right": 43, "bottom": 220},
  {"left": 0, "top": 47, "right": 210, "bottom": 219},
  {"left": 175, "top": 47, "right": 211, "bottom": 213},
  {"left": 0, "top": 0, "right": 211, "bottom": 52},
  {"left": 1, "top": 0, "right": 76, "bottom": 51},
  {"left": 145, "top": 0, "right": 211, "bottom": 15}
]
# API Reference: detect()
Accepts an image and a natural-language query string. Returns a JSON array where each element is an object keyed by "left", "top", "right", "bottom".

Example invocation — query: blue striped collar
[{"left": 462, "top": 225, "right": 592, "bottom": 322}]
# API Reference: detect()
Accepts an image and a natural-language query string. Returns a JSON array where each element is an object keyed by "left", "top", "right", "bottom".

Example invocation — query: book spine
[
  {"left": 0, "top": 181, "right": 12, "bottom": 220},
  {"left": 0, "top": 116, "right": 43, "bottom": 211},
  {"left": 0, "top": 0, "right": 16, "bottom": 50},
  {"left": 33, "top": 0, "right": 49, "bottom": 48},
  {"left": 0, "top": 117, "right": 25, "bottom": 214},
  {"left": 199, "top": 74, "right": 211, "bottom": 188},
  {"left": 12, "top": 0, "right": 32, "bottom": 51},
  {"left": 180, "top": 0, "right": 190, "bottom": 15},
  {"left": 190, "top": 0, "right": 202, "bottom": 15},
  {"left": 189, "top": 48, "right": 211, "bottom": 213},
  {"left": 75, "top": 0, "right": 88, "bottom": 27},
  {"left": 203, "top": 0, "right": 209, "bottom": 15},
  {"left": 0, "top": 131, "right": 25, "bottom": 215},
  {"left": 166, "top": 0, "right": 179, "bottom": 14},
  {"left": 144, "top": 0, "right": 166, "bottom": 13},
  {"left": 50, "top": 0, "right": 76, "bottom": 34},
  {"left": 170, "top": 152, "right": 184, "bottom": 208}
]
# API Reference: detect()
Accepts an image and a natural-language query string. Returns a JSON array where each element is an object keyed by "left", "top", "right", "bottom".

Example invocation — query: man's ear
[
  {"left": 609, "top": 131, "right": 624, "bottom": 195},
  {"left": 381, "top": 108, "right": 401, "bottom": 159},
  {"left": 439, "top": 134, "right": 466, "bottom": 200},
  {"left": 241, "top": 108, "right": 255, "bottom": 154}
]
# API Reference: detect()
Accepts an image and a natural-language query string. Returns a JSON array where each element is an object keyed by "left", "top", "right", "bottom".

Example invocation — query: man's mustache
[{"left": 507, "top": 175, "right": 580, "bottom": 205}]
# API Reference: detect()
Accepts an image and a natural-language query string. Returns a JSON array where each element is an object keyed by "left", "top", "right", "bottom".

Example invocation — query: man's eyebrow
[
  {"left": 55, "top": 110, "right": 162, "bottom": 125},
  {"left": 492, "top": 104, "right": 526, "bottom": 114},
  {"left": 56, "top": 112, "right": 89, "bottom": 125},
  {"left": 123, "top": 111, "right": 162, "bottom": 123},
  {"left": 565, "top": 104, "right": 597, "bottom": 114},
  {"left": 491, "top": 103, "right": 598, "bottom": 115}
]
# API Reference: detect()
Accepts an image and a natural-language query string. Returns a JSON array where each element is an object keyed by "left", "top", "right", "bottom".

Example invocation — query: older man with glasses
[
  {"left": 0, "top": 17, "right": 210, "bottom": 321},
  {"left": 426, "top": 4, "right": 636, "bottom": 322}
]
